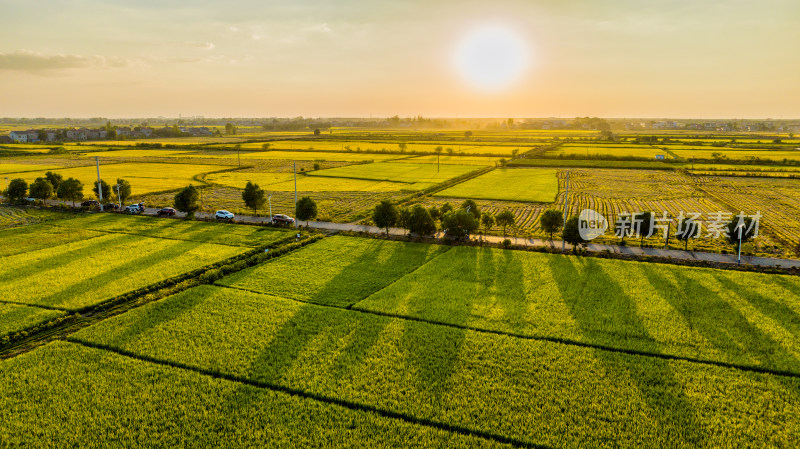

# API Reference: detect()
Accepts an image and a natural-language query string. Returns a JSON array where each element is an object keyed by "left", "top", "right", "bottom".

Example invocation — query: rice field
[
  {"left": 307, "top": 162, "right": 479, "bottom": 189},
  {"left": 435, "top": 168, "right": 558, "bottom": 203},
  {"left": 3, "top": 162, "right": 229, "bottom": 196}
]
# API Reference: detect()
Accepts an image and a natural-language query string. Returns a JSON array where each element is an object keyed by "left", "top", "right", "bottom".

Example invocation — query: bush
[{"left": 502, "top": 239, "right": 512, "bottom": 249}]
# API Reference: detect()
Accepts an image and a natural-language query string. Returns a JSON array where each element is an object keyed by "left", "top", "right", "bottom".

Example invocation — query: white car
[
  {"left": 124, "top": 204, "right": 142, "bottom": 214},
  {"left": 215, "top": 210, "right": 234, "bottom": 220}
]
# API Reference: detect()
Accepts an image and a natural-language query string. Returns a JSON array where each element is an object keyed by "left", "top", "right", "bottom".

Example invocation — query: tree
[
  {"left": 57, "top": 178, "right": 84, "bottom": 207},
  {"left": 242, "top": 181, "right": 266, "bottom": 215},
  {"left": 174, "top": 185, "right": 200, "bottom": 219},
  {"left": 562, "top": 216, "right": 587, "bottom": 254},
  {"left": 427, "top": 205, "right": 440, "bottom": 221},
  {"left": 115, "top": 178, "right": 132, "bottom": 204},
  {"left": 495, "top": 210, "right": 516, "bottom": 236},
  {"left": 408, "top": 205, "right": 436, "bottom": 236},
  {"left": 29, "top": 178, "right": 53, "bottom": 203},
  {"left": 674, "top": 219, "right": 697, "bottom": 251},
  {"left": 460, "top": 199, "right": 480, "bottom": 219},
  {"left": 296, "top": 196, "right": 318, "bottom": 226},
  {"left": 93, "top": 179, "right": 111, "bottom": 201},
  {"left": 225, "top": 123, "right": 236, "bottom": 135},
  {"left": 45, "top": 171, "right": 63, "bottom": 191},
  {"left": 441, "top": 209, "right": 478, "bottom": 239},
  {"left": 398, "top": 142, "right": 407, "bottom": 152},
  {"left": 6, "top": 178, "right": 28, "bottom": 204},
  {"left": 481, "top": 212, "right": 495, "bottom": 236},
  {"left": 313, "top": 162, "right": 321, "bottom": 171},
  {"left": 397, "top": 206, "right": 412, "bottom": 235},
  {"left": 614, "top": 214, "right": 633, "bottom": 244},
  {"left": 439, "top": 202, "right": 453, "bottom": 216},
  {"left": 539, "top": 209, "right": 564, "bottom": 240},
  {"left": 464, "top": 131, "right": 472, "bottom": 138},
  {"left": 636, "top": 212, "right": 655, "bottom": 247},
  {"left": 511, "top": 149, "right": 519, "bottom": 159},
  {"left": 313, "top": 128, "right": 321, "bottom": 136},
  {"left": 372, "top": 200, "right": 398, "bottom": 235},
  {"left": 726, "top": 215, "right": 757, "bottom": 255}
]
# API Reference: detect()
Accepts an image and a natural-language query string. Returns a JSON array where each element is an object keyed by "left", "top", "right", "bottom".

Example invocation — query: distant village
[{"left": 2, "top": 126, "right": 214, "bottom": 143}]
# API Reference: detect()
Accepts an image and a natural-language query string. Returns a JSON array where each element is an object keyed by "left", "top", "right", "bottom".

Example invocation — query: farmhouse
[{"left": 8, "top": 131, "right": 28, "bottom": 142}]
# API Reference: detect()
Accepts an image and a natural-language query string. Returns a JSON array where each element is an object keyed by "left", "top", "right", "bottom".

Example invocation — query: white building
[{"left": 9, "top": 131, "right": 27, "bottom": 142}]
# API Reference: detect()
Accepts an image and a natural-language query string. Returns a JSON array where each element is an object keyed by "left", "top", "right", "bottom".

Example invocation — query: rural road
[
  {"left": 13, "top": 198, "right": 800, "bottom": 270},
  {"left": 145, "top": 206, "right": 800, "bottom": 269}
]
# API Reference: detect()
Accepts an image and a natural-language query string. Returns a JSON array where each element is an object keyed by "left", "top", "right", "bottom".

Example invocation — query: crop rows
[
  {"left": 434, "top": 168, "right": 558, "bottom": 203},
  {"left": 0, "top": 231, "right": 247, "bottom": 311},
  {"left": 0, "top": 342, "right": 501, "bottom": 448},
  {"left": 71, "top": 284, "right": 800, "bottom": 447},
  {"left": 0, "top": 303, "right": 67, "bottom": 340},
  {"left": 218, "top": 236, "right": 448, "bottom": 307}
]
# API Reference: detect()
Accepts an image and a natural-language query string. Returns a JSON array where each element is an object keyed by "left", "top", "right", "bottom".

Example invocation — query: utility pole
[
  {"left": 95, "top": 156, "right": 104, "bottom": 211},
  {"left": 268, "top": 194, "right": 273, "bottom": 224},
  {"left": 293, "top": 161, "right": 298, "bottom": 229},
  {"left": 115, "top": 184, "right": 121, "bottom": 209},
  {"left": 561, "top": 170, "right": 569, "bottom": 252}
]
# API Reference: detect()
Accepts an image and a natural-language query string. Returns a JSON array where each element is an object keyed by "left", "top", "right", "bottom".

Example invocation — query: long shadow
[
  {"left": 310, "top": 240, "right": 446, "bottom": 307},
  {"left": 398, "top": 246, "right": 477, "bottom": 408},
  {"left": 547, "top": 255, "right": 704, "bottom": 445},
  {"left": 642, "top": 265, "right": 800, "bottom": 379},
  {"left": 0, "top": 233, "right": 130, "bottom": 285},
  {"left": 97, "top": 285, "right": 211, "bottom": 349},
  {"left": 497, "top": 248, "right": 530, "bottom": 336},
  {"left": 33, "top": 239, "right": 204, "bottom": 310}
]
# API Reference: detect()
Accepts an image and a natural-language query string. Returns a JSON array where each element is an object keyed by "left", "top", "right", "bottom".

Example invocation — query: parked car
[
  {"left": 215, "top": 210, "right": 234, "bottom": 220},
  {"left": 157, "top": 207, "right": 176, "bottom": 216},
  {"left": 124, "top": 204, "right": 142, "bottom": 214},
  {"left": 272, "top": 214, "right": 295, "bottom": 225},
  {"left": 103, "top": 203, "right": 119, "bottom": 211},
  {"left": 81, "top": 200, "right": 100, "bottom": 208}
]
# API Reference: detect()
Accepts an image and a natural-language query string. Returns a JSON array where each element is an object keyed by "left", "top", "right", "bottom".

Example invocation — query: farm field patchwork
[
  {"left": 2, "top": 162, "right": 230, "bottom": 196},
  {"left": 205, "top": 170, "right": 408, "bottom": 192},
  {"left": 307, "top": 162, "right": 478, "bottom": 190},
  {"left": 434, "top": 168, "right": 558, "bottom": 203},
  {"left": 509, "top": 158, "right": 676, "bottom": 170},
  {"left": 551, "top": 144, "right": 664, "bottom": 158},
  {"left": 355, "top": 245, "right": 800, "bottom": 372},
  {"left": 186, "top": 150, "right": 403, "bottom": 162},
  {"left": 72, "top": 284, "right": 800, "bottom": 448},
  {"left": 0, "top": 232, "right": 246, "bottom": 311},
  {"left": 218, "top": 236, "right": 448, "bottom": 307},
  {"left": 0, "top": 342, "right": 500, "bottom": 448},
  {"left": 396, "top": 155, "right": 500, "bottom": 165}
]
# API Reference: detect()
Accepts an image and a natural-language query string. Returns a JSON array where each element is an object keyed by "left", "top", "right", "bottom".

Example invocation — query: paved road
[{"left": 19, "top": 199, "right": 800, "bottom": 269}]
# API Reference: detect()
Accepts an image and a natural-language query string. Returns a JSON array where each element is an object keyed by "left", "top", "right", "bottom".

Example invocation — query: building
[{"left": 9, "top": 131, "right": 28, "bottom": 142}]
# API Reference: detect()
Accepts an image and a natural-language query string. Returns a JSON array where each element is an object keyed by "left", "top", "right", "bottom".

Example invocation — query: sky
[{"left": 0, "top": 0, "right": 798, "bottom": 119}]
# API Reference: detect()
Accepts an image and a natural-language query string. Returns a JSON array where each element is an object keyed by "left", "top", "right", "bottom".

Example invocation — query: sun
[{"left": 454, "top": 25, "right": 529, "bottom": 91}]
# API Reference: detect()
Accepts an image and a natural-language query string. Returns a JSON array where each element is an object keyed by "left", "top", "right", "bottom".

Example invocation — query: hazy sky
[{"left": 1, "top": 0, "right": 798, "bottom": 118}]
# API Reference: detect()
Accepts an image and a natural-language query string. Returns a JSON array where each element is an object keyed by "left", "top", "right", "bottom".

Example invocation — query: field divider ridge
[
  {"left": 67, "top": 338, "right": 553, "bottom": 449},
  {"left": 345, "top": 246, "right": 454, "bottom": 309},
  {"left": 212, "top": 283, "right": 800, "bottom": 380},
  {"left": 0, "top": 233, "right": 325, "bottom": 359}
]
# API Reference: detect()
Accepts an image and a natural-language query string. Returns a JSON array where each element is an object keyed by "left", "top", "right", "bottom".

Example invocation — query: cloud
[{"left": 0, "top": 50, "right": 131, "bottom": 73}]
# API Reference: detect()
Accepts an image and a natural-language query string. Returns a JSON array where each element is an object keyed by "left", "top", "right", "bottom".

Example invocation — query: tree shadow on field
[
  {"left": 546, "top": 255, "right": 704, "bottom": 446},
  {"left": 309, "top": 240, "right": 443, "bottom": 308},
  {"left": 34, "top": 239, "right": 204, "bottom": 310},
  {"left": 98, "top": 285, "right": 211, "bottom": 349},
  {"left": 497, "top": 248, "right": 529, "bottom": 336},
  {"left": 0, "top": 233, "right": 128, "bottom": 286},
  {"left": 640, "top": 265, "right": 800, "bottom": 385},
  {"left": 398, "top": 246, "right": 477, "bottom": 409}
]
